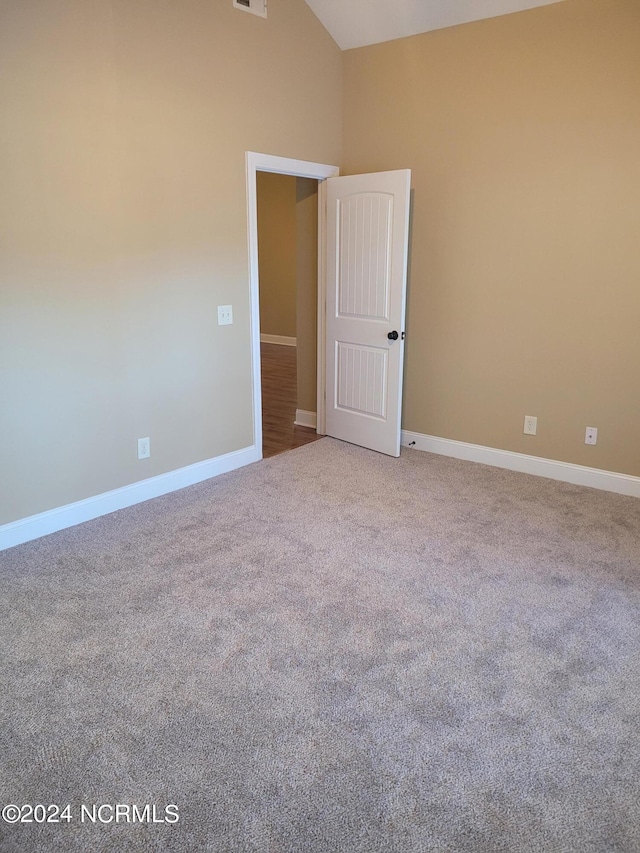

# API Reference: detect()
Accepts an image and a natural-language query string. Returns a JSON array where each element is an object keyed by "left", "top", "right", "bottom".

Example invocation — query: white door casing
[{"left": 325, "top": 170, "right": 411, "bottom": 457}]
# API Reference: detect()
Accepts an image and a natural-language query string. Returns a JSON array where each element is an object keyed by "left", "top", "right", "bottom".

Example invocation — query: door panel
[
  {"left": 326, "top": 170, "right": 411, "bottom": 457},
  {"left": 336, "top": 341, "right": 388, "bottom": 419},
  {"left": 337, "top": 193, "right": 392, "bottom": 320}
]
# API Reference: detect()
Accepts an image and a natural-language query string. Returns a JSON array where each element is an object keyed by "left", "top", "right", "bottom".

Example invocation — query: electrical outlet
[
  {"left": 217, "top": 305, "right": 233, "bottom": 326},
  {"left": 523, "top": 415, "right": 537, "bottom": 436},
  {"left": 138, "top": 437, "right": 150, "bottom": 459},
  {"left": 585, "top": 427, "right": 598, "bottom": 446}
]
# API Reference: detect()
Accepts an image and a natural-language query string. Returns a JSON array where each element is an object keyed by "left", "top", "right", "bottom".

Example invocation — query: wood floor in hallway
[{"left": 261, "top": 342, "right": 323, "bottom": 459}]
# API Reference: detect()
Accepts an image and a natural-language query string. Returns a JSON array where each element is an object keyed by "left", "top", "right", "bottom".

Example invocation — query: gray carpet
[{"left": 1, "top": 438, "right": 639, "bottom": 853}]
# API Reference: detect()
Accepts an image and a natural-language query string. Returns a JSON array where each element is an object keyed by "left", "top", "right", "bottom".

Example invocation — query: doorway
[
  {"left": 247, "top": 153, "right": 411, "bottom": 460},
  {"left": 246, "top": 152, "right": 340, "bottom": 459},
  {"left": 257, "top": 172, "right": 323, "bottom": 458}
]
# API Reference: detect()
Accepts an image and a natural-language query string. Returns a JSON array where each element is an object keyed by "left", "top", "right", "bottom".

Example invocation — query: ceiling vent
[{"left": 233, "top": 0, "right": 267, "bottom": 18}]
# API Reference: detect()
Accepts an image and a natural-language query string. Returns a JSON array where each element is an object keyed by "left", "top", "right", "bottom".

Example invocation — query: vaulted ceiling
[{"left": 304, "top": 0, "right": 566, "bottom": 50}]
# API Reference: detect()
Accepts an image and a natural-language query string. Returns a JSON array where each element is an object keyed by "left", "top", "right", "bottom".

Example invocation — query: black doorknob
[{"left": 387, "top": 330, "right": 399, "bottom": 341}]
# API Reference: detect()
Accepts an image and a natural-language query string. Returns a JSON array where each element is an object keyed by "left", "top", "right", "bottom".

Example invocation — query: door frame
[{"left": 245, "top": 152, "right": 340, "bottom": 456}]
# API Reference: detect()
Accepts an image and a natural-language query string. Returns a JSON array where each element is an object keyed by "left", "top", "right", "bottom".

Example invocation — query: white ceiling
[{"left": 304, "top": 0, "right": 566, "bottom": 50}]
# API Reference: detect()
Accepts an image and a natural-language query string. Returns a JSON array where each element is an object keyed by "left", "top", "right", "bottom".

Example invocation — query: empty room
[{"left": 1, "top": 0, "right": 639, "bottom": 851}]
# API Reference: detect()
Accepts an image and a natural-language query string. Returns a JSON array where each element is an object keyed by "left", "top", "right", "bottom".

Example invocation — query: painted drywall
[
  {"left": 0, "top": 0, "right": 341, "bottom": 525},
  {"left": 257, "top": 172, "right": 297, "bottom": 339},
  {"left": 342, "top": 0, "right": 640, "bottom": 476},
  {"left": 296, "top": 178, "right": 319, "bottom": 414}
]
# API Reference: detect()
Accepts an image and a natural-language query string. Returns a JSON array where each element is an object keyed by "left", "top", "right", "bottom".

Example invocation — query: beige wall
[
  {"left": 257, "top": 172, "right": 297, "bottom": 339},
  {"left": 343, "top": 0, "right": 640, "bottom": 476},
  {"left": 4, "top": 0, "right": 639, "bottom": 531},
  {"left": 0, "top": 0, "right": 341, "bottom": 525}
]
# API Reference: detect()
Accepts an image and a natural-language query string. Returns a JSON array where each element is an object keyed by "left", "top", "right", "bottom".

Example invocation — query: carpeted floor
[{"left": 1, "top": 438, "right": 639, "bottom": 852}]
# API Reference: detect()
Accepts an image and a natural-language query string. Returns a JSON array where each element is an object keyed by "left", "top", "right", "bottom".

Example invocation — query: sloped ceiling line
[{"left": 304, "top": 0, "right": 566, "bottom": 50}]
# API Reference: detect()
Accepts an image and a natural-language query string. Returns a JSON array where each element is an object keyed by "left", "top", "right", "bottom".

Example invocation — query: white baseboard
[
  {"left": 401, "top": 430, "right": 640, "bottom": 499},
  {"left": 260, "top": 334, "right": 297, "bottom": 347},
  {"left": 0, "top": 445, "right": 261, "bottom": 552},
  {"left": 294, "top": 410, "right": 317, "bottom": 429}
]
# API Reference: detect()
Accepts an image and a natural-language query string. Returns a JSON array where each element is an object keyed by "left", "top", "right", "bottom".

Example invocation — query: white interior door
[{"left": 325, "top": 169, "right": 411, "bottom": 457}]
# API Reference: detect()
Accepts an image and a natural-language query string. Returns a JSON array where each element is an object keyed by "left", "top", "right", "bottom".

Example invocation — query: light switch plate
[{"left": 218, "top": 305, "right": 233, "bottom": 326}]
